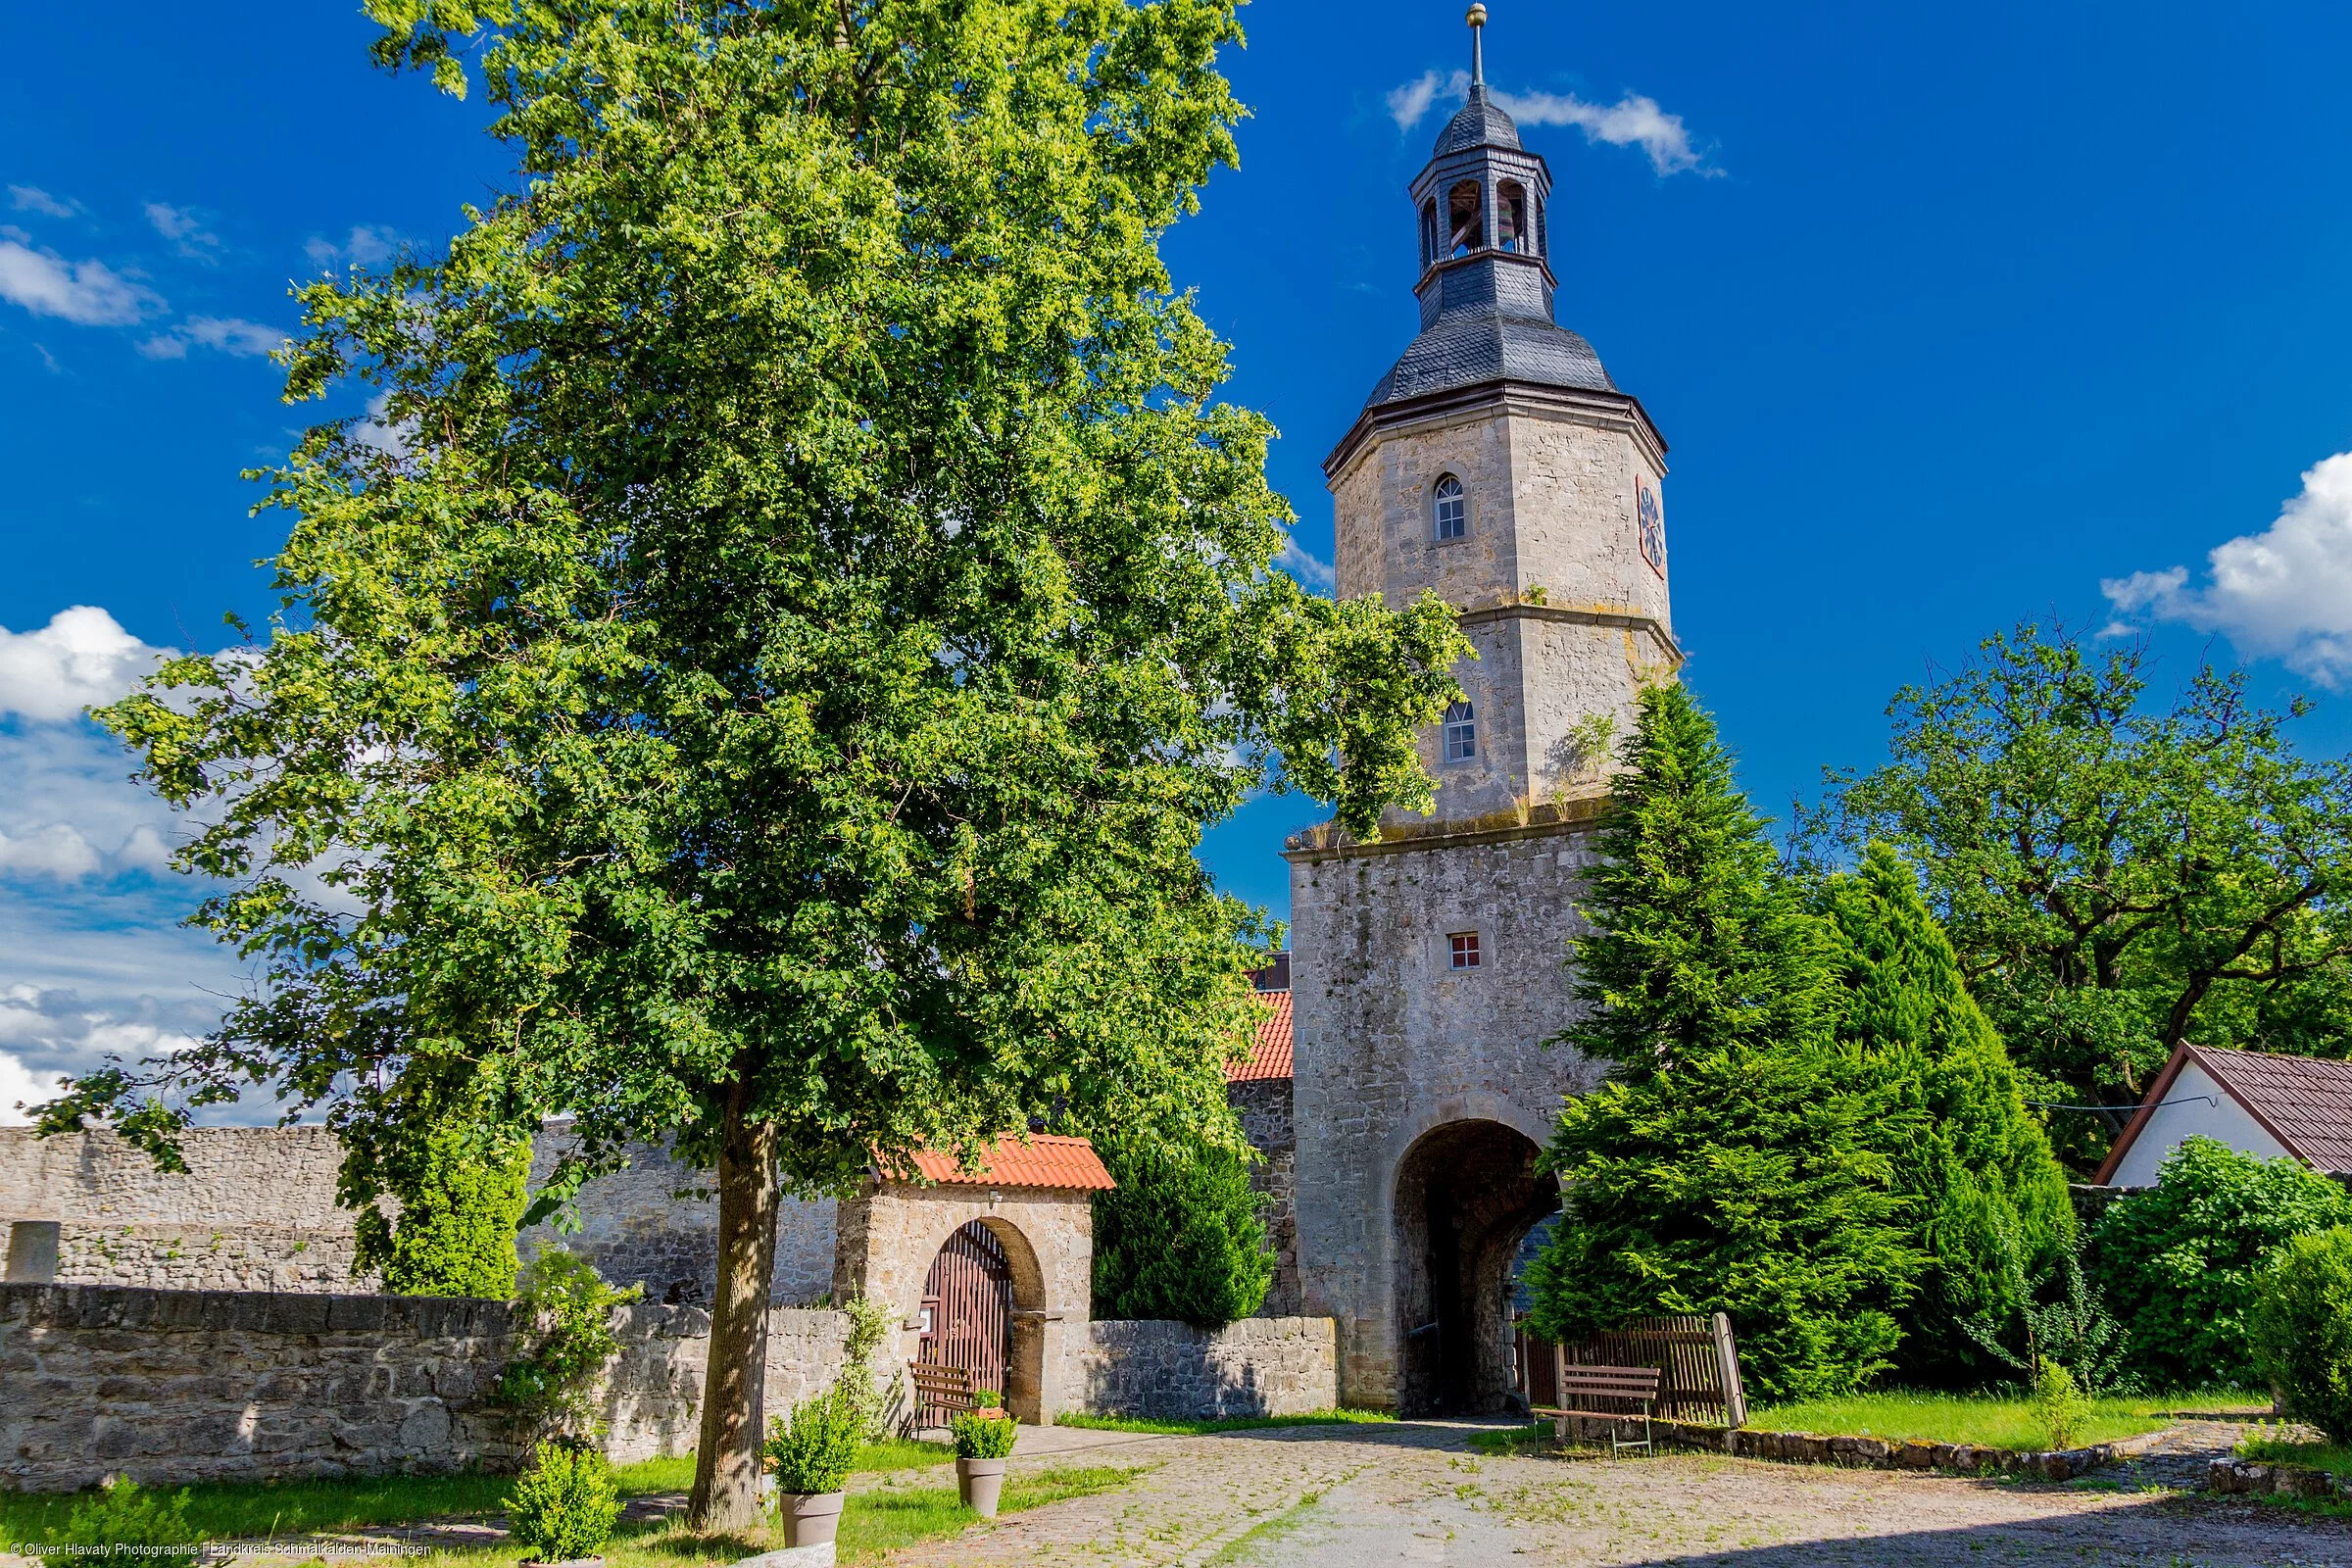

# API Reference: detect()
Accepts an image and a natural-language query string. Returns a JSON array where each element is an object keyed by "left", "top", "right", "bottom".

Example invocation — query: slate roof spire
[{"left": 1360, "top": 8, "right": 1614, "bottom": 412}]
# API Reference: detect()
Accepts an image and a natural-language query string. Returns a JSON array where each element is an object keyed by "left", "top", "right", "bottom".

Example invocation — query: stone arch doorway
[
  {"left": 912, "top": 1214, "right": 1051, "bottom": 1424},
  {"left": 1393, "top": 1119, "right": 1557, "bottom": 1415}
]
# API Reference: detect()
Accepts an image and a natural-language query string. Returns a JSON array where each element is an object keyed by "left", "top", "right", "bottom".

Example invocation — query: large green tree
[
  {"left": 1803, "top": 624, "right": 2352, "bottom": 1166},
  {"left": 1526, "top": 684, "right": 1922, "bottom": 1401},
  {"left": 45, "top": 0, "right": 1463, "bottom": 1528},
  {"left": 1813, "top": 843, "right": 2073, "bottom": 1385}
]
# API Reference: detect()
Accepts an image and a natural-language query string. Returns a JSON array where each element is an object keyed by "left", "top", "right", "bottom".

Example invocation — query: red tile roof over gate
[
  {"left": 899, "top": 1134, "right": 1114, "bottom": 1192},
  {"left": 1228, "top": 989, "right": 1294, "bottom": 1083}
]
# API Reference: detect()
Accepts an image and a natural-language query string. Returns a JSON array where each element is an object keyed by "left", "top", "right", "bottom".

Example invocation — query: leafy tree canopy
[
  {"left": 43, "top": 0, "right": 1464, "bottom": 1524},
  {"left": 1813, "top": 842, "right": 2073, "bottom": 1385},
  {"left": 1802, "top": 624, "right": 2352, "bottom": 1166}
]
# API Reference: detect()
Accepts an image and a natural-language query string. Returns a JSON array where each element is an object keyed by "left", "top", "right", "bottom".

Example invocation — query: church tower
[{"left": 1286, "top": 6, "right": 1684, "bottom": 1414}]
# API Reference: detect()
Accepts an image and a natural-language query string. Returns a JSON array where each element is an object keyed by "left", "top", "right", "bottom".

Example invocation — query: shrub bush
[
  {"left": 763, "top": 1390, "right": 862, "bottom": 1495},
  {"left": 2089, "top": 1136, "right": 2352, "bottom": 1387},
  {"left": 2031, "top": 1359, "right": 2092, "bottom": 1450},
  {"left": 2250, "top": 1226, "right": 2352, "bottom": 1441},
  {"left": 505, "top": 1441, "right": 620, "bottom": 1562},
  {"left": 1092, "top": 1128, "right": 1273, "bottom": 1327},
  {"left": 951, "top": 1402, "right": 1018, "bottom": 1460},
  {"left": 496, "top": 1247, "right": 645, "bottom": 1442},
  {"left": 56, "top": 1478, "right": 198, "bottom": 1549}
]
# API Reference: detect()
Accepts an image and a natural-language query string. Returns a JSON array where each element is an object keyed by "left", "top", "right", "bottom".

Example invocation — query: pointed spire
[{"left": 1467, "top": 4, "right": 1488, "bottom": 91}]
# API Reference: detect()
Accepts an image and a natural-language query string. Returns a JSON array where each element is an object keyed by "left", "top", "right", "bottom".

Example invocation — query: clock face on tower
[{"left": 1637, "top": 475, "right": 1666, "bottom": 579}]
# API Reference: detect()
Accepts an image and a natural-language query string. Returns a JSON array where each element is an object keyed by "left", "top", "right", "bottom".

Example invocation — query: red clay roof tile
[
  {"left": 898, "top": 1134, "right": 1114, "bottom": 1192},
  {"left": 1227, "top": 989, "right": 1294, "bottom": 1083}
]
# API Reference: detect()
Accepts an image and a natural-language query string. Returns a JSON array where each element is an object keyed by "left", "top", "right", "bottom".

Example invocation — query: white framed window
[
  {"left": 1449, "top": 932, "right": 1482, "bottom": 969},
  {"left": 1433, "top": 475, "right": 1467, "bottom": 541},
  {"left": 1443, "top": 700, "right": 1476, "bottom": 762}
]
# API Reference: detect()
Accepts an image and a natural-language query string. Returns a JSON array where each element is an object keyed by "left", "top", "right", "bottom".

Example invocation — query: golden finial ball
[{"left": 1467, "top": 3, "right": 1488, "bottom": 25}]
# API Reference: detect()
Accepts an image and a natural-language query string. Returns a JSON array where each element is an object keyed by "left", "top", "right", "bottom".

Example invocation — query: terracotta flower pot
[
  {"left": 780, "top": 1491, "right": 846, "bottom": 1547},
  {"left": 956, "top": 1456, "right": 1008, "bottom": 1518}
]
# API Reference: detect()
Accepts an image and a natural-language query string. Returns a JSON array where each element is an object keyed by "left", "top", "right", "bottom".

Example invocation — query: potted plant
[
  {"left": 763, "top": 1390, "right": 862, "bottom": 1546},
  {"left": 506, "top": 1439, "right": 621, "bottom": 1568},
  {"left": 951, "top": 1391, "right": 1018, "bottom": 1518}
]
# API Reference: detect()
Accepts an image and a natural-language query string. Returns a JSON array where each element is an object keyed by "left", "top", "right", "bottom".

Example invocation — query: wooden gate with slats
[
  {"left": 1516, "top": 1312, "right": 1748, "bottom": 1427},
  {"left": 913, "top": 1219, "right": 1014, "bottom": 1425}
]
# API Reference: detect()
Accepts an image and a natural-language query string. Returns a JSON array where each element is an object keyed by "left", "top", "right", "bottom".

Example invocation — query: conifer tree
[
  {"left": 1091, "top": 1131, "right": 1273, "bottom": 1328},
  {"left": 1527, "top": 683, "right": 1922, "bottom": 1400},
  {"left": 352, "top": 1119, "right": 531, "bottom": 1298},
  {"left": 1814, "top": 843, "right": 2073, "bottom": 1384}
]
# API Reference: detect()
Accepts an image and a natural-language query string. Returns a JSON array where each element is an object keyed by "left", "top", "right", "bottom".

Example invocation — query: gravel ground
[{"left": 879, "top": 1418, "right": 2352, "bottom": 1567}]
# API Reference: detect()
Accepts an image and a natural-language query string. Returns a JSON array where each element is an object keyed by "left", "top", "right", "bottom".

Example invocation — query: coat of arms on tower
[{"left": 1637, "top": 475, "right": 1666, "bottom": 578}]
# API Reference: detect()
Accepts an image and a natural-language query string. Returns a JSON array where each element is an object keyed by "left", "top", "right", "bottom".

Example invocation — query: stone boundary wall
[
  {"left": 0, "top": 1284, "right": 851, "bottom": 1493},
  {"left": 52, "top": 1225, "right": 365, "bottom": 1294},
  {"left": 1631, "top": 1418, "right": 2166, "bottom": 1484},
  {"left": 1070, "top": 1317, "right": 1337, "bottom": 1420},
  {"left": 2, "top": 1284, "right": 1336, "bottom": 1491}
]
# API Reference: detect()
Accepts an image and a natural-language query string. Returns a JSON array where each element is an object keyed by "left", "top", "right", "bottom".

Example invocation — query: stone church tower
[{"left": 1287, "top": 10, "right": 1683, "bottom": 1414}]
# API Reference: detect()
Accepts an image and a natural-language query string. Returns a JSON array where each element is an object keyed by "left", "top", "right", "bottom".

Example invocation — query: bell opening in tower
[
  {"left": 1446, "top": 180, "right": 1484, "bottom": 257},
  {"left": 1496, "top": 180, "right": 1528, "bottom": 254}
]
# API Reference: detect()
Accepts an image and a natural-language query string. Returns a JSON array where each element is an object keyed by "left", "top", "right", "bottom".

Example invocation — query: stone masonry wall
[
  {"left": 2, "top": 1282, "right": 1328, "bottom": 1490},
  {"left": 1066, "top": 1317, "right": 1336, "bottom": 1420},
  {"left": 1288, "top": 826, "right": 1604, "bottom": 1409},
  {"left": 1228, "top": 1078, "right": 1299, "bottom": 1317},
  {"left": 0, "top": 1282, "right": 851, "bottom": 1492},
  {"left": 0, "top": 1126, "right": 838, "bottom": 1306}
]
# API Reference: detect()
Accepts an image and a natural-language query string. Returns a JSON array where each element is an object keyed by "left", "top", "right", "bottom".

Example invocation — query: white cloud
[
  {"left": 8, "top": 185, "right": 77, "bottom": 219},
  {"left": 0, "top": 607, "right": 172, "bottom": 722},
  {"left": 1387, "top": 69, "right": 1712, "bottom": 176},
  {"left": 2102, "top": 452, "right": 2352, "bottom": 687},
  {"left": 0, "top": 240, "right": 165, "bottom": 325},
  {"left": 0, "top": 1049, "right": 66, "bottom": 1125},
  {"left": 0, "top": 825, "right": 100, "bottom": 881},
  {"left": 135, "top": 332, "right": 189, "bottom": 360},
  {"left": 144, "top": 201, "right": 222, "bottom": 259},
  {"left": 353, "top": 388, "right": 417, "bottom": 460},
  {"left": 1387, "top": 72, "right": 1448, "bottom": 133},
  {"left": 141, "top": 316, "right": 283, "bottom": 361},
  {"left": 305, "top": 224, "right": 399, "bottom": 270},
  {"left": 1277, "top": 539, "right": 1338, "bottom": 594}
]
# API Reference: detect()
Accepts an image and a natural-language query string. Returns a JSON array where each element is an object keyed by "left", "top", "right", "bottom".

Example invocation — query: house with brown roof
[{"left": 2094, "top": 1043, "right": 2352, "bottom": 1187}]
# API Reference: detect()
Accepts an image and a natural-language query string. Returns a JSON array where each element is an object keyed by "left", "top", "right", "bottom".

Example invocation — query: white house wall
[{"left": 2107, "top": 1060, "right": 2290, "bottom": 1187}]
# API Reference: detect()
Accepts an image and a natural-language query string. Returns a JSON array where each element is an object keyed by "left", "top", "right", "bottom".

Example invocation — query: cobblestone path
[{"left": 884, "top": 1419, "right": 2352, "bottom": 1567}]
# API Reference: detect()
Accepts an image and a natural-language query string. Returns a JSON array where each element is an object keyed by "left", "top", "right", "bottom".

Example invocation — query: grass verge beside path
[
  {"left": 1054, "top": 1409, "right": 1395, "bottom": 1437},
  {"left": 2238, "top": 1422, "right": 2352, "bottom": 1475},
  {"left": 1750, "top": 1390, "right": 2260, "bottom": 1451},
  {"left": 0, "top": 1443, "right": 953, "bottom": 1548},
  {"left": 837, "top": 1463, "right": 1143, "bottom": 1562},
  {"left": 1468, "top": 1390, "right": 2263, "bottom": 1460}
]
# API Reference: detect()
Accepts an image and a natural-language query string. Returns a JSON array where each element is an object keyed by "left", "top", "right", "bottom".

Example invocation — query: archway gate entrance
[
  {"left": 1393, "top": 1119, "right": 1557, "bottom": 1416},
  {"left": 914, "top": 1220, "right": 1015, "bottom": 1423}
]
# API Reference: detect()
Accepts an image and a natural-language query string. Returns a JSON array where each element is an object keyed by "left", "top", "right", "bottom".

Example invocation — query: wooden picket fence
[{"left": 1515, "top": 1312, "right": 1748, "bottom": 1428}]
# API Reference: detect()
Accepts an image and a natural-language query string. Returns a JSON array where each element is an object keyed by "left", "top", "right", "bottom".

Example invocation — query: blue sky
[{"left": 4, "top": 1, "right": 2351, "bottom": 1118}]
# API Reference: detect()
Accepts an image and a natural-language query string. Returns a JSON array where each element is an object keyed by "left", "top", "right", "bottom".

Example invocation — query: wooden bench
[
  {"left": 1533, "top": 1364, "right": 1662, "bottom": 1457},
  {"left": 907, "top": 1359, "right": 978, "bottom": 1428}
]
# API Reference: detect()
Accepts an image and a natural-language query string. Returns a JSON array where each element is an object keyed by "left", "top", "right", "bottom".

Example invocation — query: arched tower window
[
  {"left": 1446, "top": 180, "right": 1484, "bottom": 257},
  {"left": 1443, "top": 701, "right": 1477, "bottom": 762},
  {"left": 1433, "top": 475, "right": 1467, "bottom": 540},
  {"left": 1420, "top": 199, "right": 1440, "bottom": 270},
  {"left": 1496, "top": 181, "right": 1528, "bottom": 253}
]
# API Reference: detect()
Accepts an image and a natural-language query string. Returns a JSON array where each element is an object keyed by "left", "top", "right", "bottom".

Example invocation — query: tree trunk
[{"left": 687, "top": 1070, "right": 780, "bottom": 1534}]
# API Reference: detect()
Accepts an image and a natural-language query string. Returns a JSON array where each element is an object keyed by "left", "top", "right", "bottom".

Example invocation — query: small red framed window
[{"left": 1450, "top": 932, "right": 1482, "bottom": 969}]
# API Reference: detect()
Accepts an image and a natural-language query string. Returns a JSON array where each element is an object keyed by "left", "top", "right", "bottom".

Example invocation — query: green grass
[
  {"left": 0, "top": 1442, "right": 949, "bottom": 1549},
  {"left": 2237, "top": 1421, "right": 2352, "bottom": 1474},
  {"left": 835, "top": 1463, "right": 1143, "bottom": 1562},
  {"left": 1465, "top": 1422, "right": 1560, "bottom": 1457},
  {"left": 1747, "top": 1389, "right": 2260, "bottom": 1451},
  {"left": 1053, "top": 1408, "right": 1396, "bottom": 1437}
]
